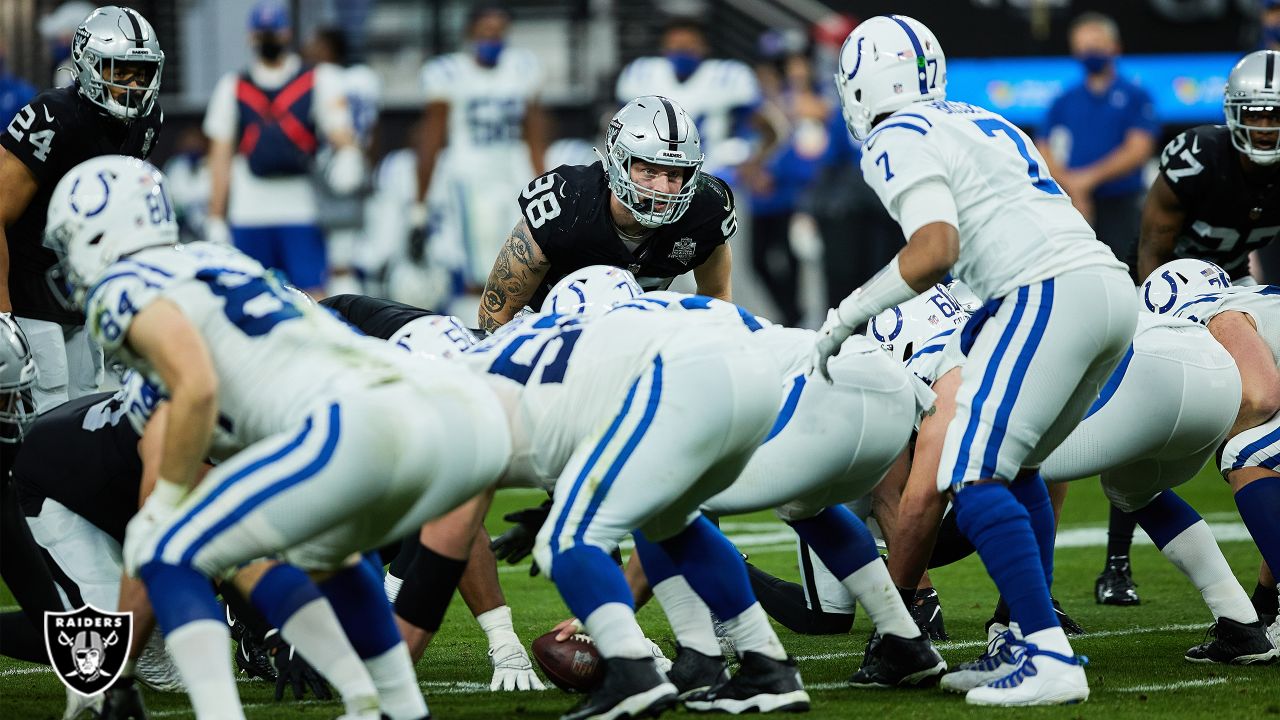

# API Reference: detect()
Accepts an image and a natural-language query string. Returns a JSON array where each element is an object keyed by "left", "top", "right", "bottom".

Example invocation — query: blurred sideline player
[
  {"left": 477, "top": 95, "right": 736, "bottom": 333},
  {"left": 813, "top": 15, "right": 1136, "bottom": 705},
  {"left": 414, "top": 5, "right": 548, "bottom": 318}
]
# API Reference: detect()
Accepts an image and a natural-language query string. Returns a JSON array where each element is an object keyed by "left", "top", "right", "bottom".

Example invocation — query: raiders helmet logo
[
  {"left": 45, "top": 605, "right": 133, "bottom": 696},
  {"left": 669, "top": 237, "right": 696, "bottom": 266}
]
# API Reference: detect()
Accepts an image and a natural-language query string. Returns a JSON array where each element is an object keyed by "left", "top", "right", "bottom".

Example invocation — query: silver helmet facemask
[
  {"left": 596, "top": 96, "right": 705, "bottom": 228},
  {"left": 0, "top": 315, "right": 37, "bottom": 444},
  {"left": 1225, "top": 50, "right": 1280, "bottom": 166},
  {"left": 72, "top": 6, "right": 165, "bottom": 120}
]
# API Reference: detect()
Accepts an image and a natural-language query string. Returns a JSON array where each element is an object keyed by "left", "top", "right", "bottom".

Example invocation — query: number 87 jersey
[{"left": 858, "top": 100, "right": 1127, "bottom": 301}]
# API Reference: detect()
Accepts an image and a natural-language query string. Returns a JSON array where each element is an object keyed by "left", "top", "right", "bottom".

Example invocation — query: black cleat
[
  {"left": 683, "top": 652, "right": 809, "bottom": 714},
  {"left": 666, "top": 645, "right": 729, "bottom": 699},
  {"left": 561, "top": 657, "right": 677, "bottom": 720},
  {"left": 987, "top": 596, "right": 1083, "bottom": 636},
  {"left": 909, "top": 588, "right": 949, "bottom": 641},
  {"left": 234, "top": 628, "right": 277, "bottom": 682},
  {"left": 1095, "top": 555, "right": 1140, "bottom": 606},
  {"left": 99, "top": 677, "right": 149, "bottom": 720},
  {"left": 1052, "top": 597, "right": 1085, "bottom": 636},
  {"left": 848, "top": 631, "right": 947, "bottom": 688},
  {"left": 1185, "top": 617, "right": 1280, "bottom": 665}
]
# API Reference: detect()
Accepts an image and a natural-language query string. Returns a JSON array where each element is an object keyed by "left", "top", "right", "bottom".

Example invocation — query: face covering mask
[
  {"left": 474, "top": 40, "right": 504, "bottom": 67},
  {"left": 666, "top": 51, "right": 702, "bottom": 81},
  {"left": 258, "top": 34, "right": 286, "bottom": 62},
  {"left": 1079, "top": 52, "right": 1112, "bottom": 76}
]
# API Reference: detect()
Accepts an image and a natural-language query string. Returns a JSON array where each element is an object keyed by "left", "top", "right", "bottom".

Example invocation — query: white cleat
[
  {"left": 1268, "top": 615, "right": 1279, "bottom": 650},
  {"left": 940, "top": 629, "right": 1024, "bottom": 693},
  {"left": 62, "top": 686, "right": 103, "bottom": 720},
  {"left": 965, "top": 646, "right": 1089, "bottom": 707}
]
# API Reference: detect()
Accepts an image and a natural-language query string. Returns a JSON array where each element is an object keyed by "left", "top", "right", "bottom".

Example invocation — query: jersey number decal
[
  {"left": 522, "top": 175, "right": 562, "bottom": 229},
  {"left": 972, "top": 118, "right": 1062, "bottom": 195},
  {"left": 197, "top": 270, "right": 303, "bottom": 338},
  {"left": 488, "top": 324, "right": 582, "bottom": 385},
  {"left": 1187, "top": 221, "right": 1280, "bottom": 255},
  {"left": 1161, "top": 133, "right": 1204, "bottom": 182},
  {"left": 6, "top": 106, "right": 55, "bottom": 162},
  {"left": 875, "top": 151, "right": 895, "bottom": 181}
]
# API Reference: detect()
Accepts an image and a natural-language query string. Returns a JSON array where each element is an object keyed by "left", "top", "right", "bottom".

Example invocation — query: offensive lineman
[
  {"left": 813, "top": 15, "right": 1135, "bottom": 705},
  {"left": 476, "top": 95, "right": 736, "bottom": 332}
]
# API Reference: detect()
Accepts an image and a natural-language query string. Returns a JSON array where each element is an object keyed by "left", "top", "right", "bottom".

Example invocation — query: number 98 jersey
[{"left": 858, "top": 100, "right": 1125, "bottom": 301}]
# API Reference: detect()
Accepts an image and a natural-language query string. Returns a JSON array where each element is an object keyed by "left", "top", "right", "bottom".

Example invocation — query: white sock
[
  {"left": 721, "top": 603, "right": 787, "bottom": 661},
  {"left": 652, "top": 576, "right": 721, "bottom": 656},
  {"left": 384, "top": 572, "right": 404, "bottom": 603},
  {"left": 165, "top": 619, "right": 245, "bottom": 720},
  {"left": 841, "top": 560, "right": 921, "bottom": 639},
  {"left": 280, "top": 598, "right": 380, "bottom": 715},
  {"left": 1024, "top": 626, "right": 1073, "bottom": 657},
  {"left": 1161, "top": 521, "right": 1258, "bottom": 623},
  {"left": 584, "top": 602, "right": 651, "bottom": 659},
  {"left": 477, "top": 605, "right": 520, "bottom": 650},
  {"left": 365, "top": 642, "right": 429, "bottom": 720}
]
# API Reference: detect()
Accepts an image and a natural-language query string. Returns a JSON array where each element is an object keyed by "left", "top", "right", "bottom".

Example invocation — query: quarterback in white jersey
[
  {"left": 416, "top": 7, "right": 547, "bottom": 295},
  {"left": 46, "top": 156, "right": 510, "bottom": 720},
  {"left": 813, "top": 15, "right": 1137, "bottom": 706}
]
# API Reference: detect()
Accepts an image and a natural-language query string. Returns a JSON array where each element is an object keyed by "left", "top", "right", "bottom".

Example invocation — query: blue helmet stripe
[
  {"left": 889, "top": 15, "right": 929, "bottom": 96},
  {"left": 845, "top": 37, "right": 864, "bottom": 79}
]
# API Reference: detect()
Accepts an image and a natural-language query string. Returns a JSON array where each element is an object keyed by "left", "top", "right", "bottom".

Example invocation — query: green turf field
[{"left": 3, "top": 466, "right": 1277, "bottom": 719}]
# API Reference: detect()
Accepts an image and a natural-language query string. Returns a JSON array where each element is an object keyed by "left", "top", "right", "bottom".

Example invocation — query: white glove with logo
[
  {"left": 479, "top": 606, "right": 545, "bottom": 692},
  {"left": 810, "top": 308, "right": 854, "bottom": 383},
  {"left": 123, "top": 480, "right": 186, "bottom": 576}
]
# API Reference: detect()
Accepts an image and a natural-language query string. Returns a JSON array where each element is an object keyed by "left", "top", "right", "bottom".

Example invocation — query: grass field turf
[{"left": 2, "top": 465, "right": 1276, "bottom": 719}]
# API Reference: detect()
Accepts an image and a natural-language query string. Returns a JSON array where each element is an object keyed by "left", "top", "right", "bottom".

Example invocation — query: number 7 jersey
[{"left": 859, "top": 100, "right": 1125, "bottom": 301}]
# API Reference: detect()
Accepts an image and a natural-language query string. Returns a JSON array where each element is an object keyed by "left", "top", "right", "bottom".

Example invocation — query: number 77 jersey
[{"left": 858, "top": 100, "right": 1127, "bottom": 301}]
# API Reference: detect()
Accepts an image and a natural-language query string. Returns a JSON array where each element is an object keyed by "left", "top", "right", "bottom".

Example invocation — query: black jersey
[
  {"left": 517, "top": 162, "right": 737, "bottom": 310},
  {"left": 1, "top": 85, "right": 163, "bottom": 323},
  {"left": 12, "top": 392, "right": 144, "bottom": 545},
  {"left": 320, "top": 294, "right": 436, "bottom": 339},
  {"left": 1157, "top": 125, "right": 1280, "bottom": 279}
]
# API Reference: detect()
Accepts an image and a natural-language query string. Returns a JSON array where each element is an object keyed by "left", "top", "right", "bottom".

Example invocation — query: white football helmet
[
  {"left": 542, "top": 265, "right": 643, "bottom": 316},
  {"left": 389, "top": 315, "right": 476, "bottom": 359},
  {"left": 1139, "top": 259, "right": 1232, "bottom": 314},
  {"left": 44, "top": 155, "right": 178, "bottom": 308},
  {"left": 867, "top": 283, "right": 968, "bottom": 363},
  {"left": 834, "top": 15, "right": 946, "bottom": 140}
]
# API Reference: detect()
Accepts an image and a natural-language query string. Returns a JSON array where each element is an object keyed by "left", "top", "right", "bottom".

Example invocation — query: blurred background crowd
[{"left": 2, "top": 0, "right": 1278, "bottom": 326}]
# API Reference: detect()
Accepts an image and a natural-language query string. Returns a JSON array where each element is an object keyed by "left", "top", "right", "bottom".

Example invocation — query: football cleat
[
  {"left": 910, "top": 588, "right": 949, "bottom": 641},
  {"left": 683, "top": 652, "right": 809, "bottom": 714},
  {"left": 1184, "top": 617, "right": 1280, "bottom": 665},
  {"left": 665, "top": 645, "right": 729, "bottom": 699},
  {"left": 560, "top": 657, "right": 677, "bottom": 720},
  {"left": 965, "top": 645, "right": 1089, "bottom": 706},
  {"left": 941, "top": 629, "right": 1025, "bottom": 694},
  {"left": 1052, "top": 598, "right": 1085, "bottom": 636},
  {"left": 988, "top": 597, "right": 1083, "bottom": 636},
  {"left": 1094, "top": 555, "right": 1140, "bottom": 606},
  {"left": 234, "top": 628, "right": 277, "bottom": 682},
  {"left": 848, "top": 631, "right": 947, "bottom": 688},
  {"left": 62, "top": 686, "right": 104, "bottom": 720}
]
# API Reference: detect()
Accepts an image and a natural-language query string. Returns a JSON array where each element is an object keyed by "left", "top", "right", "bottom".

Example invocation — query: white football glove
[
  {"left": 809, "top": 308, "right": 853, "bottom": 383},
  {"left": 122, "top": 480, "right": 186, "bottom": 576},
  {"left": 203, "top": 217, "right": 232, "bottom": 246},
  {"left": 644, "top": 638, "right": 673, "bottom": 674},
  {"left": 488, "top": 642, "right": 545, "bottom": 692}
]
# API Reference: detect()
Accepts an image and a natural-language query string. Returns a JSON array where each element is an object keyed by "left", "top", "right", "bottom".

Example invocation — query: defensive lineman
[{"left": 813, "top": 15, "right": 1136, "bottom": 705}]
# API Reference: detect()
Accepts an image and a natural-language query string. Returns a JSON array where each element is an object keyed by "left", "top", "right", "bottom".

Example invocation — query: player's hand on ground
[
  {"left": 552, "top": 617, "right": 583, "bottom": 642},
  {"left": 264, "top": 630, "right": 332, "bottom": 702},
  {"left": 810, "top": 308, "right": 853, "bottom": 383},
  {"left": 490, "top": 500, "right": 553, "bottom": 565},
  {"left": 488, "top": 641, "right": 546, "bottom": 691}
]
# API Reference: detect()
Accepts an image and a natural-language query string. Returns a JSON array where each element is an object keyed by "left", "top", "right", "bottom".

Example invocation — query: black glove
[
  {"left": 490, "top": 499, "right": 553, "bottom": 566},
  {"left": 908, "top": 588, "right": 949, "bottom": 641},
  {"left": 264, "top": 629, "right": 333, "bottom": 702},
  {"left": 99, "top": 676, "right": 149, "bottom": 720}
]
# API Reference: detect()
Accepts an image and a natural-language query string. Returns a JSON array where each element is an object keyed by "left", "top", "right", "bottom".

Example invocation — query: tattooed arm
[
  {"left": 478, "top": 219, "right": 551, "bottom": 333},
  {"left": 1137, "top": 174, "right": 1185, "bottom": 281}
]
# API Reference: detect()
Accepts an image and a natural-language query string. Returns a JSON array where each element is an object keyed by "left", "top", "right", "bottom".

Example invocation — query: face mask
[
  {"left": 1264, "top": 25, "right": 1280, "bottom": 47},
  {"left": 258, "top": 34, "right": 286, "bottom": 62},
  {"left": 1079, "top": 52, "right": 1112, "bottom": 76},
  {"left": 666, "top": 51, "right": 702, "bottom": 81},
  {"left": 474, "top": 40, "right": 504, "bottom": 67}
]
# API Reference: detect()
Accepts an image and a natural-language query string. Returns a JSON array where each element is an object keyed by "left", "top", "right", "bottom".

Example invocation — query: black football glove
[
  {"left": 99, "top": 676, "right": 149, "bottom": 720},
  {"left": 264, "top": 629, "right": 333, "bottom": 702},
  {"left": 490, "top": 499, "right": 553, "bottom": 567},
  {"left": 909, "top": 588, "right": 949, "bottom": 641}
]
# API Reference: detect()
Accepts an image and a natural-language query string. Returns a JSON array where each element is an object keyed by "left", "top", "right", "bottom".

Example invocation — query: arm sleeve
[
  {"left": 859, "top": 126, "right": 949, "bottom": 231},
  {"left": 202, "top": 74, "right": 239, "bottom": 143}
]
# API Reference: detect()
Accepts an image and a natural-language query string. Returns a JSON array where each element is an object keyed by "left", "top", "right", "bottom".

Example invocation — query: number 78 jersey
[{"left": 859, "top": 100, "right": 1126, "bottom": 301}]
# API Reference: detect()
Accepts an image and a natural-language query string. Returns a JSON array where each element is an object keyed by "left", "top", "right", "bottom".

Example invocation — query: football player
[
  {"left": 0, "top": 5, "right": 164, "bottom": 411},
  {"left": 813, "top": 15, "right": 1136, "bottom": 705},
  {"left": 476, "top": 95, "right": 736, "bottom": 333},
  {"left": 46, "top": 156, "right": 513, "bottom": 720}
]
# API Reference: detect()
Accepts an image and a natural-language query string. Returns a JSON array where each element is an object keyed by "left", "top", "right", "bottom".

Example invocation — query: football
[{"left": 530, "top": 631, "right": 604, "bottom": 692}]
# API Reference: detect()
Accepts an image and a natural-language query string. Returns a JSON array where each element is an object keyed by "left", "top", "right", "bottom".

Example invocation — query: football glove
[
  {"left": 490, "top": 499, "right": 553, "bottom": 566},
  {"left": 488, "top": 642, "right": 545, "bottom": 692},
  {"left": 810, "top": 308, "right": 853, "bottom": 383},
  {"left": 264, "top": 629, "right": 332, "bottom": 702}
]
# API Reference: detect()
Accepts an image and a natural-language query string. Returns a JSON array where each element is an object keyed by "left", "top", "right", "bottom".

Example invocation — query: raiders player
[
  {"left": 1138, "top": 50, "right": 1280, "bottom": 283},
  {"left": 476, "top": 95, "right": 736, "bottom": 333},
  {"left": 0, "top": 6, "right": 164, "bottom": 411}
]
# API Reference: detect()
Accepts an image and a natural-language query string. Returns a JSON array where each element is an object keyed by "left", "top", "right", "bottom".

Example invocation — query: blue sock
[
  {"left": 248, "top": 563, "right": 325, "bottom": 632},
  {"left": 1009, "top": 472, "right": 1056, "bottom": 588},
  {"left": 1236, "top": 476, "right": 1280, "bottom": 572},
  {"left": 954, "top": 483, "right": 1057, "bottom": 635},
  {"left": 550, "top": 545, "right": 634, "bottom": 620},
  {"left": 654, "top": 515, "right": 755, "bottom": 621},
  {"left": 318, "top": 557, "right": 402, "bottom": 659},
  {"left": 1128, "top": 490, "right": 1201, "bottom": 550},
  {"left": 786, "top": 505, "right": 880, "bottom": 580},
  {"left": 139, "top": 562, "right": 223, "bottom": 634},
  {"left": 631, "top": 531, "right": 679, "bottom": 585}
]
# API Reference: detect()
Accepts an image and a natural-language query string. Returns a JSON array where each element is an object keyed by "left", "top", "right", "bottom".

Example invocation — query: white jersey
[
  {"left": 421, "top": 48, "right": 541, "bottom": 181},
  {"left": 615, "top": 57, "right": 759, "bottom": 172},
  {"left": 85, "top": 242, "right": 424, "bottom": 448},
  {"left": 340, "top": 63, "right": 381, "bottom": 150},
  {"left": 860, "top": 100, "right": 1125, "bottom": 301},
  {"left": 1172, "top": 284, "right": 1280, "bottom": 364}
]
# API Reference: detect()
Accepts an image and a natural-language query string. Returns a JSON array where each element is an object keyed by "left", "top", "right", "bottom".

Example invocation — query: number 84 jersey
[{"left": 859, "top": 100, "right": 1125, "bottom": 301}]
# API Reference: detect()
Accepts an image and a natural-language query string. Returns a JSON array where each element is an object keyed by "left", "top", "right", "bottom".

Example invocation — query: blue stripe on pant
[{"left": 980, "top": 279, "right": 1054, "bottom": 479}]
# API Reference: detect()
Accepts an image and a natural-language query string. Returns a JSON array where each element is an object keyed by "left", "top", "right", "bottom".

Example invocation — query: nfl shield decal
[
  {"left": 45, "top": 605, "right": 133, "bottom": 696},
  {"left": 669, "top": 237, "right": 696, "bottom": 265}
]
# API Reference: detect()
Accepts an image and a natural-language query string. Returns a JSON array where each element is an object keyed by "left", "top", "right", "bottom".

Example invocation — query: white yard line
[{"left": 1114, "top": 677, "right": 1241, "bottom": 693}]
